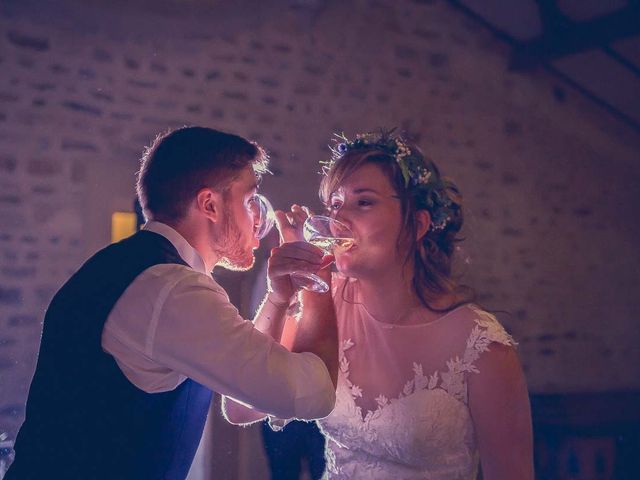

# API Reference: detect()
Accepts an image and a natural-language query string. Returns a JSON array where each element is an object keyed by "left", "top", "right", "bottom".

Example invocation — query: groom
[{"left": 7, "top": 126, "right": 338, "bottom": 479}]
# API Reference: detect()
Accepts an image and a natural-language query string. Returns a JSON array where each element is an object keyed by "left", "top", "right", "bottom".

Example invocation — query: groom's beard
[{"left": 215, "top": 209, "right": 255, "bottom": 272}]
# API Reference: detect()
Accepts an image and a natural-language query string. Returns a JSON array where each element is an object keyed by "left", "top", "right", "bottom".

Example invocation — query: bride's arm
[
  {"left": 224, "top": 207, "right": 338, "bottom": 425},
  {"left": 468, "top": 343, "right": 534, "bottom": 480}
]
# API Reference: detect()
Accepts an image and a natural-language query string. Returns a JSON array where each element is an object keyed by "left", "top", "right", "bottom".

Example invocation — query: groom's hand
[{"left": 274, "top": 204, "right": 312, "bottom": 244}]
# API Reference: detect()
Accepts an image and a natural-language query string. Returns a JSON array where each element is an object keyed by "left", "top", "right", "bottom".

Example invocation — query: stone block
[
  {"left": 61, "top": 101, "right": 103, "bottom": 116},
  {"left": 27, "top": 158, "right": 61, "bottom": 176},
  {"left": 8, "top": 315, "right": 39, "bottom": 327},
  {"left": 7, "top": 31, "right": 49, "bottom": 52},
  {"left": 0, "top": 287, "right": 22, "bottom": 306}
]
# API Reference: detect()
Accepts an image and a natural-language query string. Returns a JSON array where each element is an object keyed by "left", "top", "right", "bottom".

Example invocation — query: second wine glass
[
  {"left": 250, "top": 193, "right": 276, "bottom": 240},
  {"left": 291, "top": 215, "right": 355, "bottom": 293}
]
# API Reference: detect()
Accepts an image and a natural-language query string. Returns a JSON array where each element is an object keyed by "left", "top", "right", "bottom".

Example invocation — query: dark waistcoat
[{"left": 7, "top": 231, "right": 212, "bottom": 480}]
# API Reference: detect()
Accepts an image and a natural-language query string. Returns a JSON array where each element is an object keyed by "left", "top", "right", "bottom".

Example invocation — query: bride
[{"left": 224, "top": 131, "right": 533, "bottom": 479}]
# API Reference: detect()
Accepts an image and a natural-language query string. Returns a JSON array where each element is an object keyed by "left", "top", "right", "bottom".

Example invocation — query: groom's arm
[
  {"left": 104, "top": 266, "right": 335, "bottom": 420},
  {"left": 222, "top": 293, "right": 294, "bottom": 425}
]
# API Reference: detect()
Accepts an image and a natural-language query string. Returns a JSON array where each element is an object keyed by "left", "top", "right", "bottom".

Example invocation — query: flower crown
[{"left": 324, "top": 130, "right": 455, "bottom": 231}]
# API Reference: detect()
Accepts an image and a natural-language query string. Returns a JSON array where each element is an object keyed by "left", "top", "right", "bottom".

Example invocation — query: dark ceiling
[
  {"left": 448, "top": 0, "right": 640, "bottom": 132},
  {"left": 5, "top": 0, "right": 639, "bottom": 132}
]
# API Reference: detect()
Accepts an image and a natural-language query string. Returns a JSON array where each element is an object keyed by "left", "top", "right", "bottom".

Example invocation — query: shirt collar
[{"left": 143, "top": 221, "right": 209, "bottom": 275}]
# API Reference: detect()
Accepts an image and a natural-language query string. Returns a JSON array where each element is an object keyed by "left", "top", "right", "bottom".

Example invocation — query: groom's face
[{"left": 214, "top": 166, "right": 260, "bottom": 271}]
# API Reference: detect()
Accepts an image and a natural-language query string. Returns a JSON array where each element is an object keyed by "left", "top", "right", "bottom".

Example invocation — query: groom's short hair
[{"left": 136, "top": 126, "right": 268, "bottom": 222}]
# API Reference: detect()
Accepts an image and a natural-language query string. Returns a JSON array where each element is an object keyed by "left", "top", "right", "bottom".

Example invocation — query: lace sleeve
[
  {"left": 440, "top": 307, "right": 516, "bottom": 403},
  {"left": 467, "top": 307, "right": 516, "bottom": 350},
  {"left": 462, "top": 306, "right": 516, "bottom": 374}
]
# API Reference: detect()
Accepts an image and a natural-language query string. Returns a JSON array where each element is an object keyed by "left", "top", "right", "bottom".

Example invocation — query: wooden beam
[
  {"left": 510, "top": 5, "right": 640, "bottom": 71},
  {"left": 535, "top": 0, "right": 569, "bottom": 37}
]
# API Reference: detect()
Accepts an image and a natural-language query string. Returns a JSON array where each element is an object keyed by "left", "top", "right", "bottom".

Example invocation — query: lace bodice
[{"left": 316, "top": 275, "right": 515, "bottom": 479}]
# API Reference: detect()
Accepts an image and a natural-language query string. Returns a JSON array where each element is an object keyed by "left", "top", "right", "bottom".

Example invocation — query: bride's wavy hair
[{"left": 319, "top": 133, "right": 475, "bottom": 312}]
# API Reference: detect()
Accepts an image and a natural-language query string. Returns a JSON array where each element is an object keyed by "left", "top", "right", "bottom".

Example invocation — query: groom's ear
[{"left": 196, "top": 187, "right": 223, "bottom": 223}]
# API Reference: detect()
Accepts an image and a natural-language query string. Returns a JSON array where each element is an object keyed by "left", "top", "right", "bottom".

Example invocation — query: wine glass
[
  {"left": 251, "top": 193, "right": 276, "bottom": 240},
  {"left": 291, "top": 215, "right": 355, "bottom": 293}
]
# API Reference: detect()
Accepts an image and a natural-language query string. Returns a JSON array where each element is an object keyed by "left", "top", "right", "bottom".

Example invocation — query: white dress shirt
[{"left": 101, "top": 221, "right": 335, "bottom": 420}]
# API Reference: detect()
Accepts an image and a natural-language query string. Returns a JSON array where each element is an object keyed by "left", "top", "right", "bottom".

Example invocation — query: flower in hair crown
[{"left": 326, "top": 129, "right": 455, "bottom": 231}]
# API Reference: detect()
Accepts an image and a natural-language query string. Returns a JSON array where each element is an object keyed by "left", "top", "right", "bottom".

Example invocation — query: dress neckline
[
  {"left": 357, "top": 301, "right": 469, "bottom": 329},
  {"left": 334, "top": 274, "right": 470, "bottom": 328}
]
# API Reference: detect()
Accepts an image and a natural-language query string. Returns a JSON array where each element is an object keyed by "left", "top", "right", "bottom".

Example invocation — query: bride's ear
[{"left": 415, "top": 210, "right": 431, "bottom": 241}]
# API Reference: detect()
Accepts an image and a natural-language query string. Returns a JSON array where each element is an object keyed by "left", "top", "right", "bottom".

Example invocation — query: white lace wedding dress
[{"left": 315, "top": 275, "right": 516, "bottom": 479}]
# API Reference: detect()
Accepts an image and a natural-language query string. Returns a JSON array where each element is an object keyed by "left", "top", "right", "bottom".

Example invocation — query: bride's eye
[
  {"left": 329, "top": 194, "right": 344, "bottom": 211},
  {"left": 358, "top": 199, "right": 373, "bottom": 207},
  {"left": 330, "top": 201, "right": 343, "bottom": 211}
]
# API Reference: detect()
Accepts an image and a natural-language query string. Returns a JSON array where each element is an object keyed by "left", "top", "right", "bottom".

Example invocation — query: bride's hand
[
  {"left": 267, "top": 240, "right": 324, "bottom": 303},
  {"left": 274, "top": 204, "right": 313, "bottom": 244}
]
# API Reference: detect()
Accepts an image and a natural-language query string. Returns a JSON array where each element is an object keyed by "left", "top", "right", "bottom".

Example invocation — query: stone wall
[{"left": 1, "top": 0, "right": 639, "bottom": 467}]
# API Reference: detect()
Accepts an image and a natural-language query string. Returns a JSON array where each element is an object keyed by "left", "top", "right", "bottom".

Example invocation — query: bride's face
[{"left": 327, "top": 163, "right": 406, "bottom": 279}]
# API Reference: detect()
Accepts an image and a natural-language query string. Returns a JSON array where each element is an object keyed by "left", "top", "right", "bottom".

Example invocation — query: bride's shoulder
[{"left": 443, "top": 304, "right": 516, "bottom": 348}]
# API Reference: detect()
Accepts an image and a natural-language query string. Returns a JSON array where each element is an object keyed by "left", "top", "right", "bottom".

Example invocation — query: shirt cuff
[{"left": 291, "top": 352, "right": 336, "bottom": 419}]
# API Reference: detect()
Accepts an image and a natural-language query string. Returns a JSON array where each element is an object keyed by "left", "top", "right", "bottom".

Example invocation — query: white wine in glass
[
  {"left": 291, "top": 215, "right": 355, "bottom": 293},
  {"left": 307, "top": 236, "right": 354, "bottom": 254}
]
